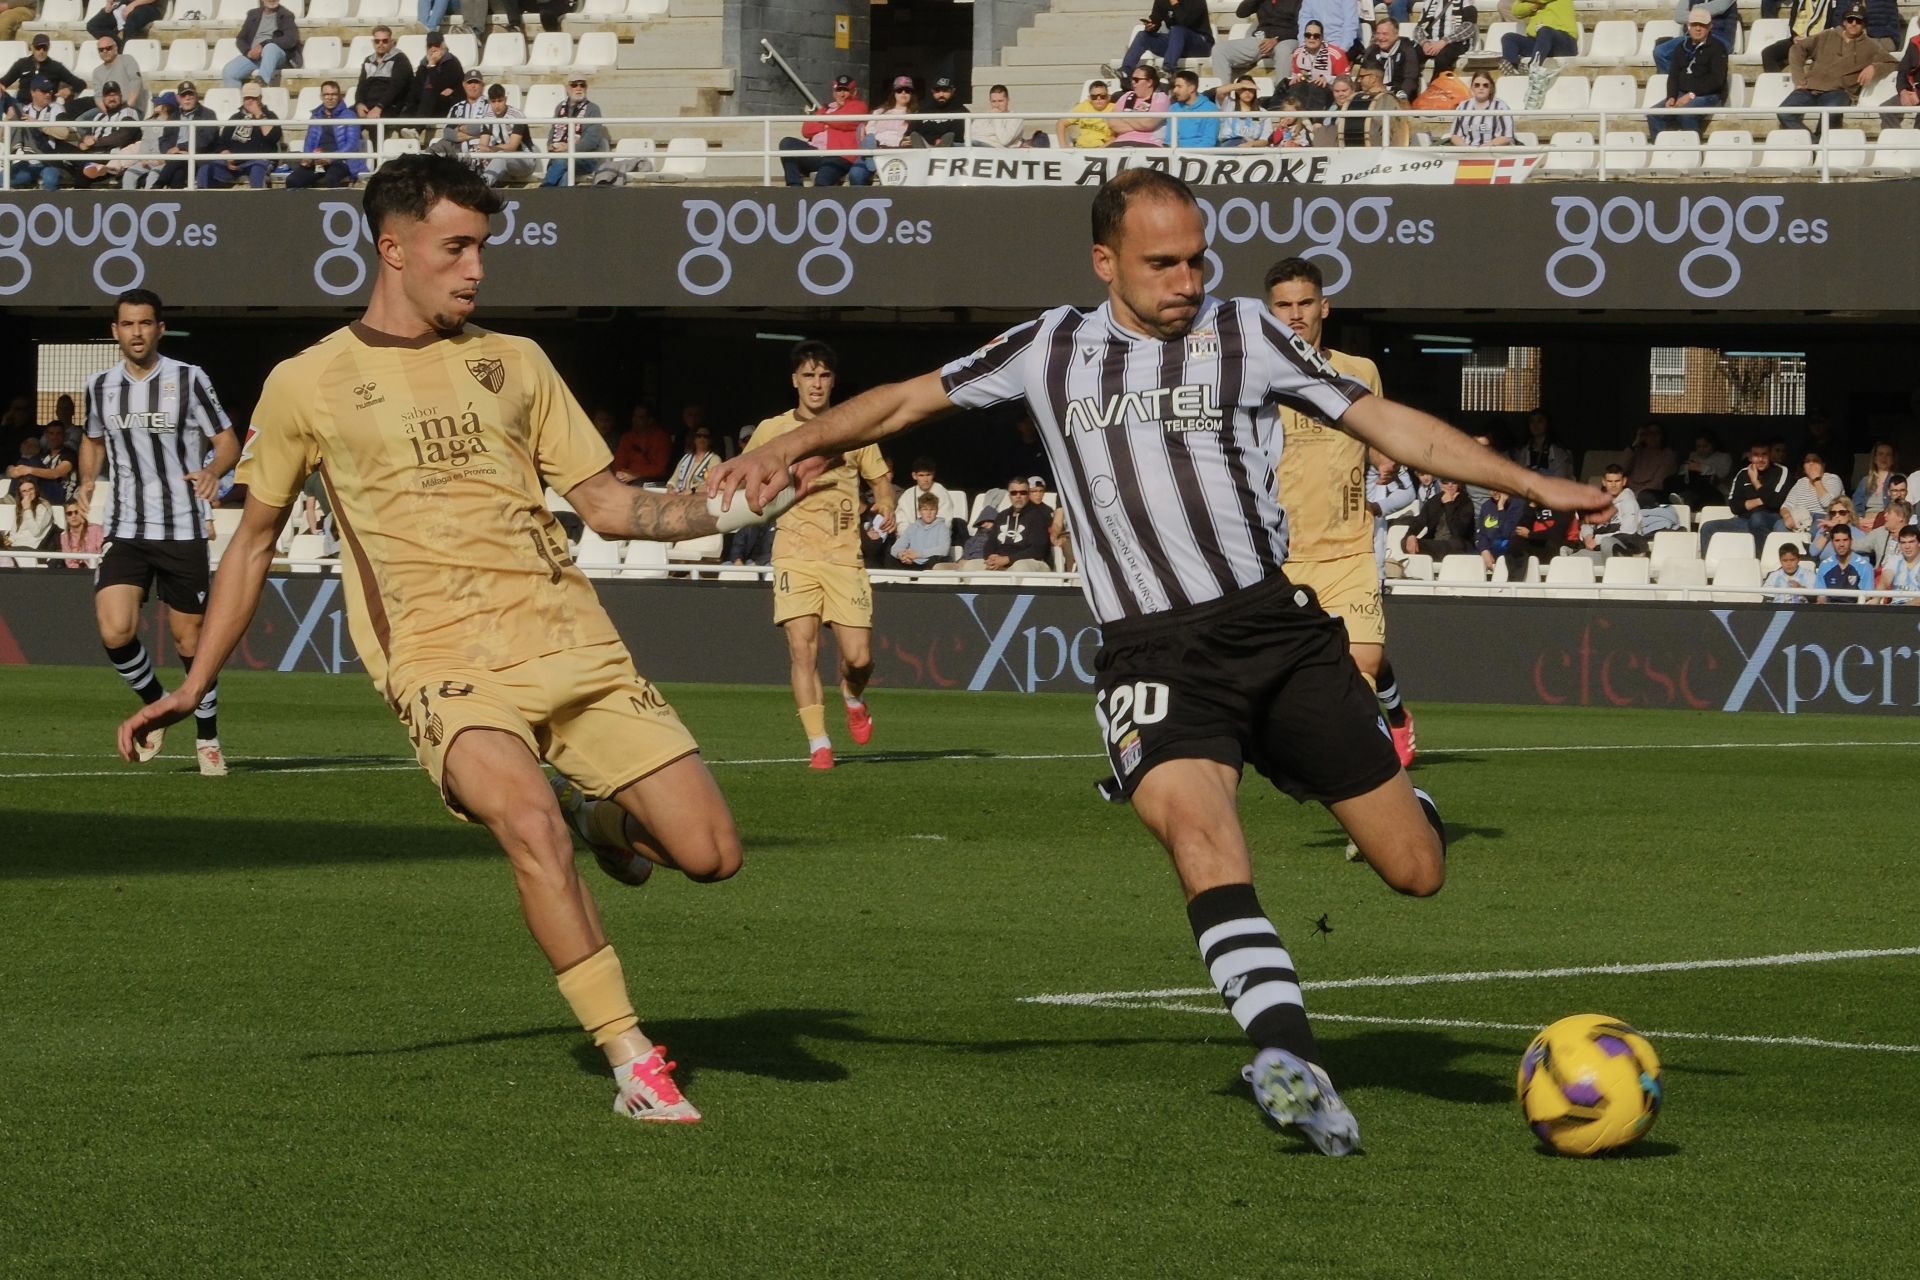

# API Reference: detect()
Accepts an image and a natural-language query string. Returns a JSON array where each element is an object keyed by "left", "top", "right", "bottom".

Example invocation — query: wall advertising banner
[{"left": 871, "top": 148, "right": 1540, "bottom": 188}]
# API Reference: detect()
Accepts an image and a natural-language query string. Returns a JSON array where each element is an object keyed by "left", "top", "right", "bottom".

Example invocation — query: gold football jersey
[
  {"left": 1277, "top": 348, "right": 1383, "bottom": 564},
  {"left": 238, "top": 323, "right": 620, "bottom": 690},
  {"left": 744, "top": 409, "right": 890, "bottom": 566}
]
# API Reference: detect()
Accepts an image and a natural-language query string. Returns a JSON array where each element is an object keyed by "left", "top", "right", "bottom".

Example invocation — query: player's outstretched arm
[
  {"left": 565, "top": 468, "right": 799, "bottom": 543},
  {"left": 117, "top": 494, "right": 290, "bottom": 761},
  {"left": 707, "top": 371, "right": 956, "bottom": 514},
  {"left": 1341, "top": 396, "right": 1609, "bottom": 513}
]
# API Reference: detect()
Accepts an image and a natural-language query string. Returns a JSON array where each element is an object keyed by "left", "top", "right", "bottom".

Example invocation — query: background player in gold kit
[
  {"left": 743, "top": 341, "right": 894, "bottom": 770},
  {"left": 117, "top": 155, "right": 795, "bottom": 1124},
  {"left": 1265, "top": 258, "right": 1418, "bottom": 768}
]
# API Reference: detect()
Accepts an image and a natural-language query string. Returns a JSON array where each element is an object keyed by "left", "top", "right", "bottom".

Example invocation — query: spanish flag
[{"left": 1454, "top": 156, "right": 1538, "bottom": 185}]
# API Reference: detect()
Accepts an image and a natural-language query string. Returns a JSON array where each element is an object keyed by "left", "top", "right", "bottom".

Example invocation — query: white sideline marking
[
  {"left": 1426, "top": 740, "right": 1920, "bottom": 756},
  {"left": 1020, "top": 947, "right": 1920, "bottom": 1006},
  {"left": 0, "top": 765, "right": 418, "bottom": 780}
]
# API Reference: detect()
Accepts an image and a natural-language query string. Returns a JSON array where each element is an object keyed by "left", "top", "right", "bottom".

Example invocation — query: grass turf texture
[{"left": 2, "top": 666, "right": 1915, "bottom": 1278}]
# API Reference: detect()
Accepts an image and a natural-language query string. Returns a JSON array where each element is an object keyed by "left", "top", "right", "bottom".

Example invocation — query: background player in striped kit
[
  {"left": 76, "top": 289, "right": 238, "bottom": 776},
  {"left": 1265, "top": 257, "right": 1418, "bottom": 767},
  {"left": 708, "top": 170, "right": 1605, "bottom": 1154}
]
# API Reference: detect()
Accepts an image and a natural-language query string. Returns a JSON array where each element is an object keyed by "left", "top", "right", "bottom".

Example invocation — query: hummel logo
[{"left": 1222, "top": 975, "right": 1249, "bottom": 1000}]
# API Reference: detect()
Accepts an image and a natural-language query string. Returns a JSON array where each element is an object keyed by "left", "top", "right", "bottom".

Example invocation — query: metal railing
[{"left": 6, "top": 102, "right": 1917, "bottom": 189}]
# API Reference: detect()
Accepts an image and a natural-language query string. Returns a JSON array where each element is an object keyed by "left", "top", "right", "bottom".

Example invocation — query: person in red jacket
[{"left": 779, "top": 73, "right": 872, "bottom": 186}]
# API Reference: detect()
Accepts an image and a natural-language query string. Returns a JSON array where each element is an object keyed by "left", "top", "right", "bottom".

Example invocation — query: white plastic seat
[
  {"left": 628, "top": 0, "right": 670, "bottom": 14},
  {"left": 356, "top": 0, "right": 402, "bottom": 22},
  {"left": 573, "top": 528, "right": 625, "bottom": 570},
  {"left": 1704, "top": 530, "right": 1757, "bottom": 575},
  {"left": 1664, "top": 503, "right": 1691, "bottom": 531},
  {"left": 475, "top": 32, "right": 526, "bottom": 74},
  {"left": 217, "top": 0, "right": 255, "bottom": 19},
  {"left": 1749, "top": 71, "right": 1792, "bottom": 112},
  {"left": 38, "top": 0, "right": 83, "bottom": 21},
  {"left": 1544, "top": 556, "right": 1598, "bottom": 599},
  {"left": 203, "top": 86, "right": 239, "bottom": 117},
  {"left": 1738, "top": 19, "right": 1789, "bottom": 65},
  {"left": 1640, "top": 75, "right": 1668, "bottom": 110},
  {"left": 1759, "top": 531, "right": 1800, "bottom": 573},
  {"left": 1582, "top": 20, "right": 1637, "bottom": 66},
  {"left": 1649, "top": 529, "right": 1699, "bottom": 579},
  {"left": 612, "top": 137, "right": 655, "bottom": 157},
  {"left": 294, "top": 84, "right": 321, "bottom": 119},
  {"left": 1711, "top": 556, "right": 1763, "bottom": 601},
  {"left": 1649, "top": 130, "right": 1700, "bottom": 173},
  {"left": 620, "top": 539, "right": 668, "bottom": 576},
  {"left": 1659, "top": 558, "right": 1708, "bottom": 597},
  {"left": 1545, "top": 129, "right": 1596, "bottom": 174},
  {"left": 306, "top": 0, "right": 350, "bottom": 19},
  {"left": 261, "top": 85, "right": 289, "bottom": 118},
  {"left": 1635, "top": 19, "right": 1680, "bottom": 65},
  {"left": 125, "top": 39, "right": 163, "bottom": 69},
  {"left": 380, "top": 136, "right": 421, "bottom": 157},
  {"left": 1226, "top": 21, "right": 1252, "bottom": 41},
  {"left": 575, "top": 30, "right": 617, "bottom": 70},
  {"left": 1589, "top": 73, "right": 1637, "bottom": 112},
  {"left": 660, "top": 135, "right": 708, "bottom": 178},
  {"left": 301, "top": 36, "right": 344, "bottom": 75},
  {"left": 1483, "top": 21, "right": 1519, "bottom": 57},
  {"left": 522, "top": 82, "right": 565, "bottom": 123},
  {"left": 0, "top": 43, "right": 24, "bottom": 72},
  {"left": 1401, "top": 554, "right": 1434, "bottom": 582},
  {"left": 1600, "top": 129, "right": 1648, "bottom": 174},
  {"left": 344, "top": 35, "right": 375, "bottom": 70},
  {"left": 666, "top": 534, "right": 724, "bottom": 562},
  {"left": 1757, "top": 127, "right": 1813, "bottom": 175},
  {"left": 1493, "top": 74, "right": 1528, "bottom": 111},
  {"left": 1542, "top": 75, "right": 1589, "bottom": 111},
  {"left": 396, "top": 34, "right": 425, "bottom": 66},
  {"left": 285, "top": 533, "right": 329, "bottom": 573},
  {"left": 1872, "top": 130, "right": 1920, "bottom": 175},
  {"left": 163, "top": 39, "right": 210, "bottom": 77},
  {"left": 1728, "top": 73, "right": 1748, "bottom": 108},
  {"left": 1701, "top": 129, "right": 1754, "bottom": 175},
  {"left": 1600, "top": 556, "right": 1651, "bottom": 587},
  {"left": 445, "top": 32, "right": 479, "bottom": 68},
  {"left": 1437, "top": 554, "right": 1488, "bottom": 584},
  {"left": 579, "top": 0, "right": 623, "bottom": 13},
  {"left": 522, "top": 32, "right": 573, "bottom": 73},
  {"left": 1817, "top": 126, "right": 1868, "bottom": 175}
]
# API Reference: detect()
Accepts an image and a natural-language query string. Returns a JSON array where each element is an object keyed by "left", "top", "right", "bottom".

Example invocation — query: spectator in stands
[
  {"left": 39, "top": 395, "right": 76, "bottom": 447},
  {"left": 7, "top": 421, "right": 75, "bottom": 506},
  {"left": 934, "top": 506, "right": 1000, "bottom": 570},
  {"left": 420, "top": 0, "right": 457, "bottom": 34},
  {"left": 972, "top": 84, "right": 1038, "bottom": 146},
  {"left": 1355, "top": 18, "right": 1419, "bottom": 103},
  {"left": 59, "top": 499, "right": 103, "bottom": 569},
  {"left": 1463, "top": 430, "right": 1501, "bottom": 511},
  {"left": 1816, "top": 523, "right": 1872, "bottom": 602},
  {"left": 1618, "top": 421, "right": 1677, "bottom": 503},
  {"left": 9, "top": 78, "right": 71, "bottom": 191},
  {"left": 286, "top": 81, "right": 363, "bottom": 188},
  {"left": 1780, "top": 452, "right": 1845, "bottom": 541},
  {"left": 112, "top": 91, "right": 176, "bottom": 189},
  {"left": 1878, "top": 524, "right": 1920, "bottom": 601},
  {"left": 1652, "top": 10, "right": 1731, "bottom": 135},
  {"left": 1324, "top": 76, "right": 1371, "bottom": 144},
  {"left": 912, "top": 76, "right": 967, "bottom": 146},
  {"left": 84, "top": 33, "right": 146, "bottom": 112},
  {"left": 430, "top": 69, "right": 491, "bottom": 156},
  {"left": 1475, "top": 488, "right": 1526, "bottom": 576},
  {"left": 1764, "top": 544, "right": 1815, "bottom": 601},
  {"left": 1852, "top": 441, "right": 1898, "bottom": 515},
  {"left": 1654, "top": 1, "right": 1738, "bottom": 74},
  {"left": 1675, "top": 429, "right": 1731, "bottom": 505},
  {"left": 1699, "top": 441, "right": 1790, "bottom": 552},
  {"left": 405, "top": 31, "right": 465, "bottom": 127},
  {"left": 781, "top": 73, "right": 869, "bottom": 186},
  {"left": 470, "top": 84, "right": 534, "bottom": 187},
  {"left": 890, "top": 492, "right": 951, "bottom": 571},
  {"left": 1059, "top": 79, "right": 1116, "bottom": 147},
  {"left": 1273, "top": 91, "right": 1323, "bottom": 144},
  {"left": 1282, "top": 20, "right": 1347, "bottom": 110},
  {"left": 1446, "top": 72, "right": 1514, "bottom": 144},
  {"left": 1298, "top": 0, "right": 1365, "bottom": 58},
  {"left": 197, "top": 82, "right": 282, "bottom": 188},
  {"left": 1508, "top": 497, "right": 1582, "bottom": 574},
  {"left": 1213, "top": 0, "right": 1302, "bottom": 84},
  {"left": 1578, "top": 464, "right": 1643, "bottom": 558},
  {"left": 1499, "top": 0, "right": 1578, "bottom": 74},
  {"left": 1109, "top": 68, "right": 1170, "bottom": 145},
  {"left": 87, "top": 0, "right": 165, "bottom": 51},
  {"left": 1218, "top": 76, "right": 1274, "bottom": 144},
  {"left": 1117, "top": 0, "right": 1216, "bottom": 80},
  {"left": 612, "top": 406, "right": 671, "bottom": 483},
  {"left": 1806, "top": 495, "right": 1856, "bottom": 560},
  {"left": 69, "top": 82, "right": 142, "bottom": 186},
  {"left": 1348, "top": 63, "right": 1409, "bottom": 143},
  {"left": 1050, "top": 503, "right": 1075, "bottom": 572},
  {"left": 1511, "top": 409, "right": 1572, "bottom": 478},
  {"left": 1401, "top": 477, "right": 1476, "bottom": 557},
  {"left": 1410, "top": 0, "right": 1477, "bottom": 79},
  {"left": 0, "top": 0, "right": 32, "bottom": 44},
  {"left": 899, "top": 457, "right": 952, "bottom": 523},
  {"left": 1879, "top": 22, "right": 1919, "bottom": 127},
  {"left": 666, "top": 426, "right": 718, "bottom": 493},
  {"left": 977, "top": 477, "right": 1053, "bottom": 571},
  {"left": 1859, "top": 493, "right": 1909, "bottom": 565},
  {"left": 542, "top": 75, "right": 607, "bottom": 186},
  {"left": 2, "top": 35, "right": 86, "bottom": 104},
  {"left": 1780, "top": 5, "right": 1895, "bottom": 134},
  {"left": 1764, "top": 0, "right": 1839, "bottom": 73},
  {"left": 1862, "top": 0, "right": 1903, "bottom": 54},
  {"left": 354, "top": 26, "right": 412, "bottom": 121},
  {"left": 849, "top": 76, "right": 918, "bottom": 183},
  {"left": 1165, "top": 69, "right": 1222, "bottom": 146},
  {"left": 149, "top": 81, "right": 218, "bottom": 190},
  {"left": 1, "top": 477, "right": 54, "bottom": 554},
  {"left": 222, "top": 0, "right": 300, "bottom": 90}
]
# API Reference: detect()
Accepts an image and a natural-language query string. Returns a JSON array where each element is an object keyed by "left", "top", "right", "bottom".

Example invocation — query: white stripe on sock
[
  {"left": 1227, "top": 979, "right": 1304, "bottom": 1030},
  {"left": 1195, "top": 918, "right": 1278, "bottom": 955},
  {"left": 1208, "top": 945, "right": 1295, "bottom": 989}
]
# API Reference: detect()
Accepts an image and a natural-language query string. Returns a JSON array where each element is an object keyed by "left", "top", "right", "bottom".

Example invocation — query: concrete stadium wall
[
  {"left": 973, "top": 1, "right": 1050, "bottom": 72},
  {"left": 725, "top": 0, "right": 872, "bottom": 116},
  {"left": 4, "top": 570, "right": 1915, "bottom": 716}
]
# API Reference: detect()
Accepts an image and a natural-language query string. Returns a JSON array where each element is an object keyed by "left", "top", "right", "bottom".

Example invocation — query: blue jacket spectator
[
  {"left": 286, "top": 82, "right": 364, "bottom": 188},
  {"left": 1165, "top": 72, "right": 1223, "bottom": 146}
]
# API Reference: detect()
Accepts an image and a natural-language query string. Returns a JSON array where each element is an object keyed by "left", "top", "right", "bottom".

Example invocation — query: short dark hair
[
  {"left": 320, "top": 79, "right": 341, "bottom": 94},
  {"left": 917, "top": 492, "right": 940, "bottom": 509},
  {"left": 1262, "top": 257, "right": 1323, "bottom": 294},
  {"left": 1603, "top": 463, "right": 1627, "bottom": 478},
  {"left": 910, "top": 456, "right": 936, "bottom": 473},
  {"left": 989, "top": 83, "right": 1009, "bottom": 96},
  {"left": 114, "top": 288, "right": 164, "bottom": 322},
  {"left": 1171, "top": 69, "right": 1199, "bottom": 89},
  {"left": 1091, "top": 169, "right": 1198, "bottom": 249},
  {"left": 1900, "top": 525, "right": 1919, "bottom": 539},
  {"left": 362, "top": 152, "right": 502, "bottom": 239},
  {"left": 790, "top": 339, "right": 838, "bottom": 374}
]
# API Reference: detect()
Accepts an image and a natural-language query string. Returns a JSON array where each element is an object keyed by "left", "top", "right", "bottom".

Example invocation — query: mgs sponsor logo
[
  {"left": 1064, "top": 382, "right": 1222, "bottom": 435},
  {"left": 403, "top": 403, "right": 492, "bottom": 468}
]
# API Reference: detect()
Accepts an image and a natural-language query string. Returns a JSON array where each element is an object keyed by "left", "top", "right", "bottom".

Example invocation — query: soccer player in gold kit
[
  {"left": 1265, "top": 258, "right": 1417, "bottom": 767},
  {"left": 117, "top": 155, "right": 795, "bottom": 1123},
  {"left": 743, "top": 341, "right": 894, "bottom": 769}
]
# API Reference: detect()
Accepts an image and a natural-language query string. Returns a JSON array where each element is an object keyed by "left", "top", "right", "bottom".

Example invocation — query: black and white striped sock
[
  {"left": 105, "top": 639, "right": 164, "bottom": 706},
  {"left": 181, "top": 652, "right": 218, "bottom": 741},
  {"left": 1376, "top": 660, "right": 1407, "bottom": 726},
  {"left": 1187, "top": 883, "right": 1321, "bottom": 1065}
]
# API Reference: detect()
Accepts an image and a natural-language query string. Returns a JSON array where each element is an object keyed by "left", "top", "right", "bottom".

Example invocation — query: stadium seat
[
  {"left": 573, "top": 528, "right": 625, "bottom": 570},
  {"left": 523, "top": 33, "right": 574, "bottom": 74},
  {"left": 1649, "top": 131, "right": 1700, "bottom": 174},
  {"left": 286, "top": 533, "right": 329, "bottom": 572},
  {"left": 356, "top": 0, "right": 402, "bottom": 22},
  {"left": 579, "top": 0, "right": 624, "bottom": 13},
  {"left": 1401, "top": 553, "right": 1434, "bottom": 582},
  {"left": 1601, "top": 129, "right": 1648, "bottom": 174},
  {"left": 204, "top": 86, "right": 240, "bottom": 118},
  {"left": 1711, "top": 555, "right": 1763, "bottom": 601},
  {"left": 295, "top": 85, "right": 321, "bottom": 119},
  {"left": 1758, "top": 128, "right": 1813, "bottom": 176},
  {"left": 1482, "top": 21, "right": 1519, "bottom": 59},
  {"left": 1545, "top": 129, "right": 1597, "bottom": 175},
  {"left": 523, "top": 82, "right": 566, "bottom": 122},
  {"left": 1704, "top": 531, "right": 1757, "bottom": 576},
  {"left": 1649, "top": 529, "right": 1698, "bottom": 580},
  {"left": 666, "top": 534, "right": 724, "bottom": 562},
  {"left": 446, "top": 33, "right": 479, "bottom": 68},
  {"left": 1658, "top": 558, "right": 1708, "bottom": 597},
  {"left": 629, "top": 0, "right": 670, "bottom": 14},
  {"left": 1749, "top": 72, "right": 1792, "bottom": 112},
  {"left": 1664, "top": 503, "right": 1691, "bottom": 531},
  {"left": 0, "top": 43, "right": 23, "bottom": 72},
  {"left": 1543, "top": 75, "right": 1590, "bottom": 111},
  {"left": 1727, "top": 73, "right": 1749, "bottom": 108},
  {"left": 1817, "top": 126, "right": 1869, "bottom": 176},
  {"left": 476, "top": 32, "right": 526, "bottom": 73},
  {"left": 301, "top": 35, "right": 344, "bottom": 75},
  {"left": 125, "top": 38, "right": 162, "bottom": 69},
  {"left": 1589, "top": 74, "right": 1637, "bottom": 113},
  {"left": 1436, "top": 554, "right": 1488, "bottom": 584},
  {"left": 620, "top": 538, "right": 668, "bottom": 577},
  {"left": 0, "top": 504, "right": 13, "bottom": 536},
  {"left": 163, "top": 39, "right": 211, "bottom": 77},
  {"left": 1543, "top": 555, "right": 1599, "bottom": 598},
  {"left": 576, "top": 31, "right": 618, "bottom": 70},
  {"left": 261, "top": 84, "right": 289, "bottom": 117},
  {"left": 1701, "top": 129, "right": 1755, "bottom": 175},
  {"left": 1600, "top": 556, "right": 1651, "bottom": 587},
  {"left": 1738, "top": 19, "right": 1789, "bottom": 65},
  {"left": 396, "top": 34, "right": 426, "bottom": 65},
  {"left": 380, "top": 137, "right": 421, "bottom": 159},
  {"left": 38, "top": 0, "right": 82, "bottom": 22},
  {"left": 1635, "top": 20, "right": 1679, "bottom": 65},
  {"left": 307, "top": 0, "right": 350, "bottom": 20},
  {"left": 1493, "top": 74, "right": 1528, "bottom": 111},
  {"left": 1759, "top": 531, "right": 1800, "bottom": 573},
  {"left": 1581, "top": 20, "right": 1637, "bottom": 67},
  {"left": 659, "top": 136, "right": 709, "bottom": 178},
  {"left": 613, "top": 137, "right": 655, "bottom": 158},
  {"left": 209, "top": 507, "right": 245, "bottom": 565},
  {"left": 1639, "top": 75, "right": 1667, "bottom": 110}
]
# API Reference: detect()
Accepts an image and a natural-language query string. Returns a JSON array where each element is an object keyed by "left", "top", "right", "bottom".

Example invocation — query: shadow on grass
[
  {"left": 1531, "top": 1138, "right": 1682, "bottom": 1160},
  {"left": 1299, "top": 824, "right": 1505, "bottom": 854}
]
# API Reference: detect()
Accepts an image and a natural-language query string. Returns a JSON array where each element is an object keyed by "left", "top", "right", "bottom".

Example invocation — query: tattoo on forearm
[{"left": 626, "top": 491, "right": 719, "bottom": 542}]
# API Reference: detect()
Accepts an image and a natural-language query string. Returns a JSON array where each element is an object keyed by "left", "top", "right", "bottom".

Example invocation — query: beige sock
[
  {"left": 798, "top": 703, "right": 827, "bottom": 742},
  {"left": 555, "top": 945, "right": 650, "bottom": 1068}
]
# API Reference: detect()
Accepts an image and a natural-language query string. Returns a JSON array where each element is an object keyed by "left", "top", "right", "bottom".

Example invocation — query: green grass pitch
[{"left": 2, "top": 666, "right": 1916, "bottom": 1278}]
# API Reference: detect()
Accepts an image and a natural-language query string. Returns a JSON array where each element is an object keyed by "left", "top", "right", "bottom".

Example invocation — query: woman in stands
[
  {"left": 848, "top": 75, "right": 919, "bottom": 184},
  {"left": 60, "top": 498, "right": 103, "bottom": 569},
  {"left": 1806, "top": 495, "right": 1857, "bottom": 563},
  {"left": 667, "top": 426, "right": 719, "bottom": 494},
  {"left": 1446, "top": 72, "right": 1514, "bottom": 145},
  {"left": 1853, "top": 441, "right": 1899, "bottom": 517},
  {"left": 1217, "top": 77, "right": 1274, "bottom": 146},
  {"left": 1, "top": 476, "right": 55, "bottom": 558}
]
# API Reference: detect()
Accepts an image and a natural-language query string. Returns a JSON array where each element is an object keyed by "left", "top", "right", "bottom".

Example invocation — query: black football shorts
[
  {"left": 94, "top": 537, "right": 212, "bottom": 614},
  {"left": 1092, "top": 573, "right": 1400, "bottom": 805}
]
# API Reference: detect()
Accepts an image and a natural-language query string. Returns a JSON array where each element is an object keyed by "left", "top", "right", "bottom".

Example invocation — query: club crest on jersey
[
  {"left": 1186, "top": 328, "right": 1219, "bottom": 359},
  {"left": 465, "top": 358, "right": 506, "bottom": 395}
]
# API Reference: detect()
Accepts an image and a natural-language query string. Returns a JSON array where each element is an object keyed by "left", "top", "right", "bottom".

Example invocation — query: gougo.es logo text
[
  {"left": 676, "top": 197, "right": 934, "bottom": 297},
  {"left": 0, "top": 200, "right": 217, "bottom": 296},
  {"left": 1546, "top": 194, "right": 1827, "bottom": 299},
  {"left": 1197, "top": 195, "right": 1435, "bottom": 296}
]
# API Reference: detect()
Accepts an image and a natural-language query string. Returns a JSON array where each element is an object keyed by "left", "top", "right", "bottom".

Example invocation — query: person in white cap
[
  {"left": 1652, "top": 0, "right": 1737, "bottom": 74},
  {"left": 1651, "top": 7, "right": 1730, "bottom": 135}
]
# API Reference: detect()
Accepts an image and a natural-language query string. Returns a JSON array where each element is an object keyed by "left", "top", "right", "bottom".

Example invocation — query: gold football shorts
[
  {"left": 1285, "top": 552, "right": 1385, "bottom": 648},
  {"left": 771, "top": 558, "right": 873, "bottom": 629}
]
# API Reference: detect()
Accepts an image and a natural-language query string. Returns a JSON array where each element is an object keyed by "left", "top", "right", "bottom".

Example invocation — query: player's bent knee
[
  {"left": 674, "top": 828, "right": 742, "bottom": 883},
  {"left": 1375, "top": 836, "right": 1445, "bottom": 897}
]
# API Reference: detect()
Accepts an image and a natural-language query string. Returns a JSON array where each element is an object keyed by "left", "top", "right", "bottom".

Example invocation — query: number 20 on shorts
[{"left": 1100, "top": 681, "right": 1170, "bottom": 744}]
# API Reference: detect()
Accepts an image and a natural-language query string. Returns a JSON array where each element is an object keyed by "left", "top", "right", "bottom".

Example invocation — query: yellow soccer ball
[{"left": 1517, "top": 1013, "right": 1663, "bottom": 1157}]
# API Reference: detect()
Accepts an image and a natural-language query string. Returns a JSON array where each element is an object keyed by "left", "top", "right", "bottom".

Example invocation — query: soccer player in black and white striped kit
[
  {"left": 709, "top": 171, "right": 1604, "bottom": 1153},
  {"left": 75, "top": 289, "right": 240, "bottom": 776}
]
